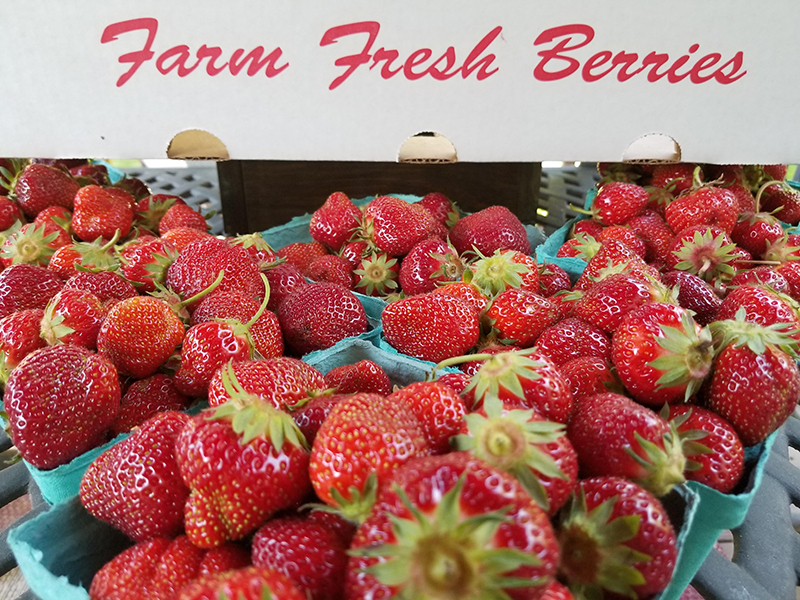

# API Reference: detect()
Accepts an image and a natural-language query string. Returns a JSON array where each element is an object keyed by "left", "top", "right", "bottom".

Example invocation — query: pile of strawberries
[{"left": 2, "top": 158, "right": 798, "bottom": 600}]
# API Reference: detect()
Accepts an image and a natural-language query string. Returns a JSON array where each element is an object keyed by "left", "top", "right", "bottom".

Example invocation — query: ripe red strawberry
[
  {"left": 276, "top": 241, "right": 330, "bottom": 276},
  {"left": 339, "top": 239, "right": 369, "bottom": 269},
  {"left": 538, "top": 263, "right": 571, "bottom": 297},
  {"left": 760, "top": 182, "right": 800, "bottom": 225},
  {"left": 382, "top": 293, "right": 480, "bottom": 363},
  {"left": 486, "top": 288, "right": 559, "bottom": 347},
  {"left": 557, "top": 233, "right": 600, "bottom": 260},
  {"left": 651, "top": 163, "right": 697, "bottom": 194},
  {"left": 177, "top": 567, "right": 305, "bottom": 600},
  {"left": 81, "top": 411, "right": 191, "bottom": 541},
  {"left": 353, "top": 252, "right": 399, "bottom": 296},
  {"left": 429, "top": 280, "right": 490, "bottom": 314},
  {"left": 0, "top": 308, "right": 46, "bottom": 382},
  {"left": 63, "top": 270, "right": 137, "bottom": 303},
  {"left": 550, "top": 290, "right": 580, "bottom": 320},
  {"left": 134, "top": 193, "right": 185, "bottom": 232},
  {"left": 558, "top": 477, "right": 677, "bottom": 598},
  {"left": 207, "top": 358, "right": 326, "bottom": 410},
  {"left": 535, "top": 318, "right": 611, "bottom": 366},
  {"left": 176, "top": 378, "right": 312, "bottom": 547},
  {"left": 310, "top": 393, "right": 429, "bottom": 521},
  {"left": 729, "top": 266, "right": 789, "bottom": 294},
  {"left": 420, "top": 192, "right": 459, "bottom": 227},
  {"left": 264, "top": 262, "right": 308, "bottom": 312},
  {"left": 776, "top": 261, "right": 800, "bottom": 301},
  {"left": 460, "top": 350, "right": 574, "bottom": 423},
  {"left": 0, "top": 263, "right": 63, "bottom": 319},
  {"left": 591, "top": 182, "right": 649, "bottom": 226},
  {"left": 306, "top": 254, "right": 353, "bottom": 289},
  {"left": 5, "top": 345, "right": 120, "bottom": 469},
  {"left": 567, "top": 393, "right": 686, "bottom": 496},
  {"left": 560, "top": 356, "right": 620, "bottom": 402},
  {"left": 730, "top": 212, "right": 784, "bottom": 259},
  {"left": 89, "top": 536, "right": 250, "bottom": 600},
  {"left": 32, "top": 205, "right": 70, "bottom": 231},
  {"left": 665, "top": 186, "right": 738, "bottom": 234},
  {"left": 231, "top": 232, "right": 280, "bottom": 269},
  {"left": 398, "top": 238, "right": 463, "bottom": 296},
  {"left": 707, "top": 317, "right": 800, "bottom": 446},
  {"left": 612, "top": 303, "right": 713, "bottom": 406},
  {"left": 309, "top": 191, "right": 361, "bottom": 252},
  {"left": 345, "top": 452, "right": 559, "bottom": 600},
  {"left": 763, "top": 164, "right": 789, "bottom": 181},
  {"left": 1, "top": 222, "right": 68, "bottom": 268},
  {"left": 48, "top": 235, "right": 120, "bottom": 280},
  {"left": 158, "top": 203, "right": 208, "bottom": 235},
  {"left": 324, "top": 359, "right": 391, "bottom": 395},
  {"left": 596, "top": 225, "right": 647, "bottom": 259},
  {"left": 469, "top": 249, "right": 540, "bottom": 297},
  {"left": 113, "top": 374, "right": 191, "bottom": 435},
  {"left": 70, "top": 163, "right": 110, "bottom": 186},
  {"left": 40, "top": 288, "right": 106, "bottom": 349},
  {"left": 278, "top": 282, "right": 368, "bottom": 355},
  {"left": 0, "top": 195, "right": 23, "bottom": 230},
  {"left": 449, "top": 205, "right": 531, "bottom": 256},
  {"left": 113, "top": 176, "right": 151, "bottom": 202},
  {"left": 627, "top": 210, "right": 675, "bottom": 263},
  {"left": 358, "top": 195, "right": 437, "bottom": 257},
  {"left": 541, "top": 581, "right": 575, "bottom": 600},
  {"left": 290, "top": 394, "right": 348, "bottom": 445},
  {"left": 389, "top": 381, "right": 467, "bottom": 454},
  {"left": 454, "top": 395, "right": 577, "bottom": 515},
  {"left": 667, "top": 405, "right": 744, "bottom": 493},
  {"left": 435, "top": 371, "right": 472, "bottom": 395},
  {"left": 715, "top": 285, "right": 800, "bottom": 337},
  {"left": 660, "top": 270, "right": 721, "bottom": 326},
  {"left": 458, "top": 344, "right": 521, "bottom": 377},
  {"left": 572, "top": 219, "right": 604, "bottom": 239},
  {"left": 72, "top": 185, "right": 135, "bottom": 242},
  {"left": 161, "top": 226, "right": 214, "bottom": 252},
  {"left": 13, "top": 163, "right": 79, "bottom": 218},
  {"left": 726, "top": 182, "right": 756, "bottom": 213},
  {"left": 666, "top": 225, "right": 738, "bottom": 282},
  {"left": 252, "top": 516, "right": 348, "bottom": 600},
  {"left": 97, "top": 296, "right": 185, "bottom": 378},
  {"left": 119, "top": 238, "right": 178, "bottom": 292},
  {"left": 167, "top": 238, "right": 264, "bottom": 306},
  {"left": 573, "top": 239, "right": 655, "bottom": 291}
]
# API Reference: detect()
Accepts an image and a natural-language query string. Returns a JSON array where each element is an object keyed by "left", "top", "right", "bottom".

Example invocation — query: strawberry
[
  {"left": 760, "top": 181, "right": 800, "bottom": 225},
  {"left": 265, "top": 262, "right": 308, "bottom": 312},
  {"left": 558, "top": 476, "right": 677, "bottom": 599},
  {"left": 559, "top": 356, "right": 620, "bottom": 402},
  {"left": 278, "top": 282, "right": 368, "bottom": 355},
  {"left": 48, "top": 235, "right": 121, "bottom": 279},
  {"left": 534, "top": 318, "right": 611, "bottom": 366},
  {"left": 591, "top": 181, "right": 649, "bottom": 226},
  {"left": 339, "top": 239, "right": 369, "bottom": 269},
  {"left": 324, "top": 359, "right": 391, "bottom": 395},
  {"left": 763, "top": 232, "right": 800, "bottom": 263},
  {"left": 358, "top": 195, "right": 437, "bottom": 257},
  {"left": 70, "top": 163, "right": 110, "bottom": 186},
  {"left": 290, "top": 394, "right": 348, "bottom": 445},
  {"left": 596, "top": 226, "right": 647, "bottom": 259},
  {"left": 0, "top": 308, "right": 46, "bottom": 383},
  {"left": 538, "top": 263, "right": 571, "bottom": 297},
  {"left": 667, "top": 405, "right": 744, "bottom": 493},
  {"left": 469, "top": 249, "right": 540, "bottom": 297},
  {"left": 382, "top": 293, "right": 480, "bottom": 363},
  {"left": 398, "top": 238, "right": 463, "bottom": 296},
  {"left": 429, "top": 280, "right": 490, "bottom": 314},
  {"left": 715, "top": 285, "right": 800, "bottom": 337},
  {"left": 176, "top": 368, "right": 312, "bottom": 547},
  {"left": 158, "top": 203, "right": 208, "bottom": 235},
  {"left": 310, "top": 392, "right": 429, "bottom": 521},
  {"left": 550, "top": 290, "right": 580, "bottom": 320},
  {"left": 0, "top": 263, "right": 63, "bottom": 319},
  {"left": 651, "top": 163, "right": 697, "bottom": 194},
  {"left": 113, "top": 374, "right": 191, "bottom": 435},
  {"left": 389, "top": 381, "right": 467, "bottom": 454},
  {"left": 5, "top": 345, "right": 120, "bottom": 469},
  {"left": 763, "top": 164, "right": 789, "bottom": 181},
  {"left": 435, "top": 371, "right": 472, "bottom": 395},
  {"left": 726, "top": 182, "right": 757, "bottom": 214},
  {"left": 277, "top": 241, "right": 330, "bottom": 275},
  {"left": 612, "top": 303, "right": 713, "bottom": 406},
  {"left": 72, "top": 185, "right": 135, "bottom": 242},
  {"left": 730, "top": 212, "right": 784, "bottom": 259},
  {"left": 486, "top": 288, "right": 560, "bottom": 347},
  {"left": 40, "top": 288, "right": 106, "bottom": 349},
  {"left": 252, "top": 516, "right": 348, "bottom": 600},
  {"left": 353, "top": 252, "right": 399, "bottom": 296},
  {"left": 665, "top": 186, "right": 738, "bottom": 235},
  {"left": 89, "top": 536, "right": 250, "bottom": 600},
  {"left": 161, "top": 226, "right": 214, "bottom": 252},
  {"left": 573, "top": 239, "right": 655, "bottom": 291},
  {"left": 541, "top": 581, "right": 575, "bottom": 600},
  {"left": 97, "top": 296, "right": 185, "bottom": 378},
  {"left": 134, "top": 193, "right": 185, "bottom": 232},
  {"left": 660, "top": 270, "right": 721, "bottom": 326},
  {"left": 119, "top": 238, "right": 178, "bottom": 293},
  {"left": 666, "top": 225, "right": 739, "bottom": 282},
  {"left": 567, "top": 393, "right": 686, "bottom": 496},
  {"left": 706, "top": 316, "right": 800, "bottom": 446},
  {"left": 113, "top": 176, "right": 151, "bottom": 202},
  {"left": 454, "top": 394, "right": 577, "bottom": 515},
  {"left": 309, "top": 191, "right": 361, "bottom": 252},
  {"left": 63, "top": 270, "right": 137, "bottom": 303},
  {"left": 306, "top": 254, "right": 353, "bottom": 289},
  {"left": 81, "top": 411, "right": 191, "bottom": 541},
  {"left": 776, "top": 261, "right": 800, "bottom": 301},
  {"left": 449, "top": 205, "right": 531, "bottom": 257},
  {"left": 231, "top": 232, "right": 280, "bottom": 269},
  {"left": 13, "top": 163, "right": 79, "bottom": 218},
  {"left": 0, "top": 195, "right": 23, "bottom": 231},
  {"left": 177, "top": 567, "right": 305, "bottom": 600},
  {"left": 207, "top": 358, "right": 325, "bottom": 410},
  {"left": 627, "top": 210, "right": 675, "bottom": 263},
  {"left": 458, "top": 344, "right": 521, "bottom": 376},
  {"left": 557, "top": 233, "right": 600, "bottom": 260},
  {"left": 345, "top": 452, "right": 559, "bottom": 600},
  {"left": 33, "top": 205, "right": 70, "bottom": 231},
  {"left": 1, "top": 222, "right": 67, "bottom": 268},
  {"left": 729, "top": 266, "right": 789, "bottom": 294},
  {"left": 419, "top": 191, "right": 459, "bottom": 227},
  {"left": 572, "top": 219, "right": 604, "bottom": 239}
]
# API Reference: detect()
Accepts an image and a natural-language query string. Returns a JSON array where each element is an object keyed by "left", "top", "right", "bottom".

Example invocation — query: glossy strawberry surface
[
  {"left": 486, "top": 289, "right": 559, "bottom": 348},
  {"left": 591, "top": 182, "right": 649, "bottom": 226},
  {"left": 324, "top": 359, "right": 391, "bottom": 395},
  {"left": 14, "top": 163, "right": 79, "bottom": 218},
  {"left": 72, "top": 185, "right": 135, "bottom": 242},
  {"left": 177, "top": 566, "right": 305, "bottom": 600},
  {"left": 113, "top": 374, "right": 191, "bottom": 435},
  {"left": 535, "top": 318, "right": 611, "bottom": 366},
  {"left": 449, "top": 205, "right": 531, "bottom": 256},
  {"left": 309, "top": 191, "right": 362, "bottom": 252},
  {"left": 389, "top": 381, "right": 467, "bottom": 455},
  {"left": 0, "top": 264, "right": 63, "bottom": 319}
]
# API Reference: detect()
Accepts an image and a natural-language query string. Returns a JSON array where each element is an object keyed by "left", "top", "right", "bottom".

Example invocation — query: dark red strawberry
[
  {"left": 591, "top": 182, "right": 649, "bottom": 226},
  {"left": 161, "top": 226, "right": 214, "bottom": 252},
  {"left": 81, "top": 411, "right": 190, "bottom": 541},
  {"left": 306, "top": 254, "right": 354, "bottom": 289},
  {"left": 40, "top": 288, "right": 106, "bottom": 349},
  {"left": 487, "top": 289, "right": 560, "bottom": 348},
  {"left": 353, "top": 252, "right": 399, "bottom": 296},
  {"left": 0, "top": 195, "right": 23, "bottom": 231},
  {"left": 13, "top": 163, "right": 79, "bottom": 218},
  {"left": 72, "top": 185, "right": 135, "bottom": 242},
  {"left": 70, "top": 163, "right": 110, "bottom": 186},
  {"left": 5, "top": 345, "right": 120, "bottom": 469},
  {"left": 358, "top": 195, "right": 437, "bottom": 257},
  {"left": 265, "top": 262, "right": 308, "bottom": 312},
  {"left": 660, "top": 270, "right": 721, "bottom": 326},
  {"left": 538, "top": 263, "right": 571, "bottom": 297},
  {"left": 389, "top": 381, "right": 467, "bottom": 454},
  {"left": 309, "top": 191, "right": 361, "bottom": 252},
  {"left": 449, "top": 205, "right": 531, "bottom": 256},
  {"left": 665, "top": 186, "right": 738, "bottom": 235},
  {"left": 63, "top": 270, "right": 137, "bottom": 303},
  {"left": 113, "top": 176, "right": 151, "bottom": 202},
  {"left": 597, "top": 225, "right": 647, "bottom": 259},
  {"left": 729, "top": 266, "right": 789, "bottom": 294},
  {"left": 560, "top": 356, "right": 621, "bottom": 402},
  {"left": 535, "top": 318, "right": 611, "bottom": 366},
  {"left": 158, "top": 203, "right": 208, "bottom": 235},
  {"left": 760, "top": 181, "right": 800, "bottom": 225},
  {"left": 558, "top": 477, "right": 677, "bottom": 598},
  {"left": 135, "top": 193, "right": 185, "bottom": 232},
  {"left": 177, "top": 567, "right": 305, "bottom": 600},
  {"left": 113, "top": 374, "right": 191, "bottom": 434},
  {"left": 419, "top": 191, "right": 459, "bottom": 227},
  {"left": 398, "top": 238, "right": 463, "bottom": 296},
  {"left": 277, "top": 241, "right": 329, "bottom": 276},
  {"left": 0, "top": 308, "right": 46, "bottom": 382},
  {"left": 290, "top": 394, "right": 348, "bottom": 445},
  {"left": 324, "top": 359, "right": 391, "bottom": 395},
  {"left": 0, "top": 263, "right": 63, "bottom": 319},
  {"left": 651, "top": 163, "right": 697, "bottom": 194}
]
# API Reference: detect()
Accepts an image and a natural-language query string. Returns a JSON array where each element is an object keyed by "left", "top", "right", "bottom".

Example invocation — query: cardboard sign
[{"left": 1, "top": 0, "right": 799, "bottom": 161}]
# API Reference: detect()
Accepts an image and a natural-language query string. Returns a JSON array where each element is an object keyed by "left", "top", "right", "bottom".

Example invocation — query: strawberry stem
[
  {"left": 244, "top": 274, "right": 271, "bottom": 329},
  {"left": 100, "top": 229, "right": 121, "bottom": 251},
  {"left": 754, "top": 179, "right": 785, "bottom": 213},
  {"left": 176, "top": 270, "right": 225, "bottom": 309}
]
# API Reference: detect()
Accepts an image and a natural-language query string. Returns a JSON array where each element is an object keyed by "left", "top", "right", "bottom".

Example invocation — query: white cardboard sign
[{"left": 2, "top": 1, "right": 800, "bottom": 162}]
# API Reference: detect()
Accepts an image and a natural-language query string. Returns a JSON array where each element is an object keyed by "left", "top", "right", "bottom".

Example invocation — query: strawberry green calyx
[
  {"left": 73, "top": 230, "right": 122, "bottom": 272},
  {"left": 672, "top": 229, "right": 738, "bottom": 282},
  {"left": 1, "top": 223, "right": 59, "bottom": 266},
  {"left": 325, "top": 472, "right": 379, "bottom": 525},
  {"left": 709, "top": 308, "right": 800, "bottom": 356},
  {"left": 660, "top": 406, "right": 713, "bottom": 473},
  {"left": 648, "top": 311, "right": 714, "bottom": 401},
  {"left": 763, "top": 234, "right": 800, "bottom": 263},
  {"left": 232, "top": 274, "right": 272, "bottom": 339},
  {"left": 429, "top": 249, "right": 465, "bottom": 281},
  {"left": 351, "top": 476, "right": 543, "bottom": 600},
  {"left": 40, "top": 305, "right": 75, "bottom": 346},
  {"left": 354, "top": 253, "right": 398, "bottom": 296},
  {"left": 153, "top": 270, "right": 226, "bottom": 321},
  {"left": 558, "top": 491, "right": 651, "bottom": 599},
  {"left": 466, "top": 352, "right": 543, "bottom": 402},
  {"left": 624, "top": 427, "right": 686, "bottom": 497},
  {"left": 208, "top": 361, "right": 308, "bottom": 451},
  {"left": 570, "top": 233, "right": 602, "bottom": 262},
  {"left": 454, "top": 395, "right": 567, "bottom": 512},
  {"left": 468, "top": 248, "right": 531, "bottom": 297}
]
